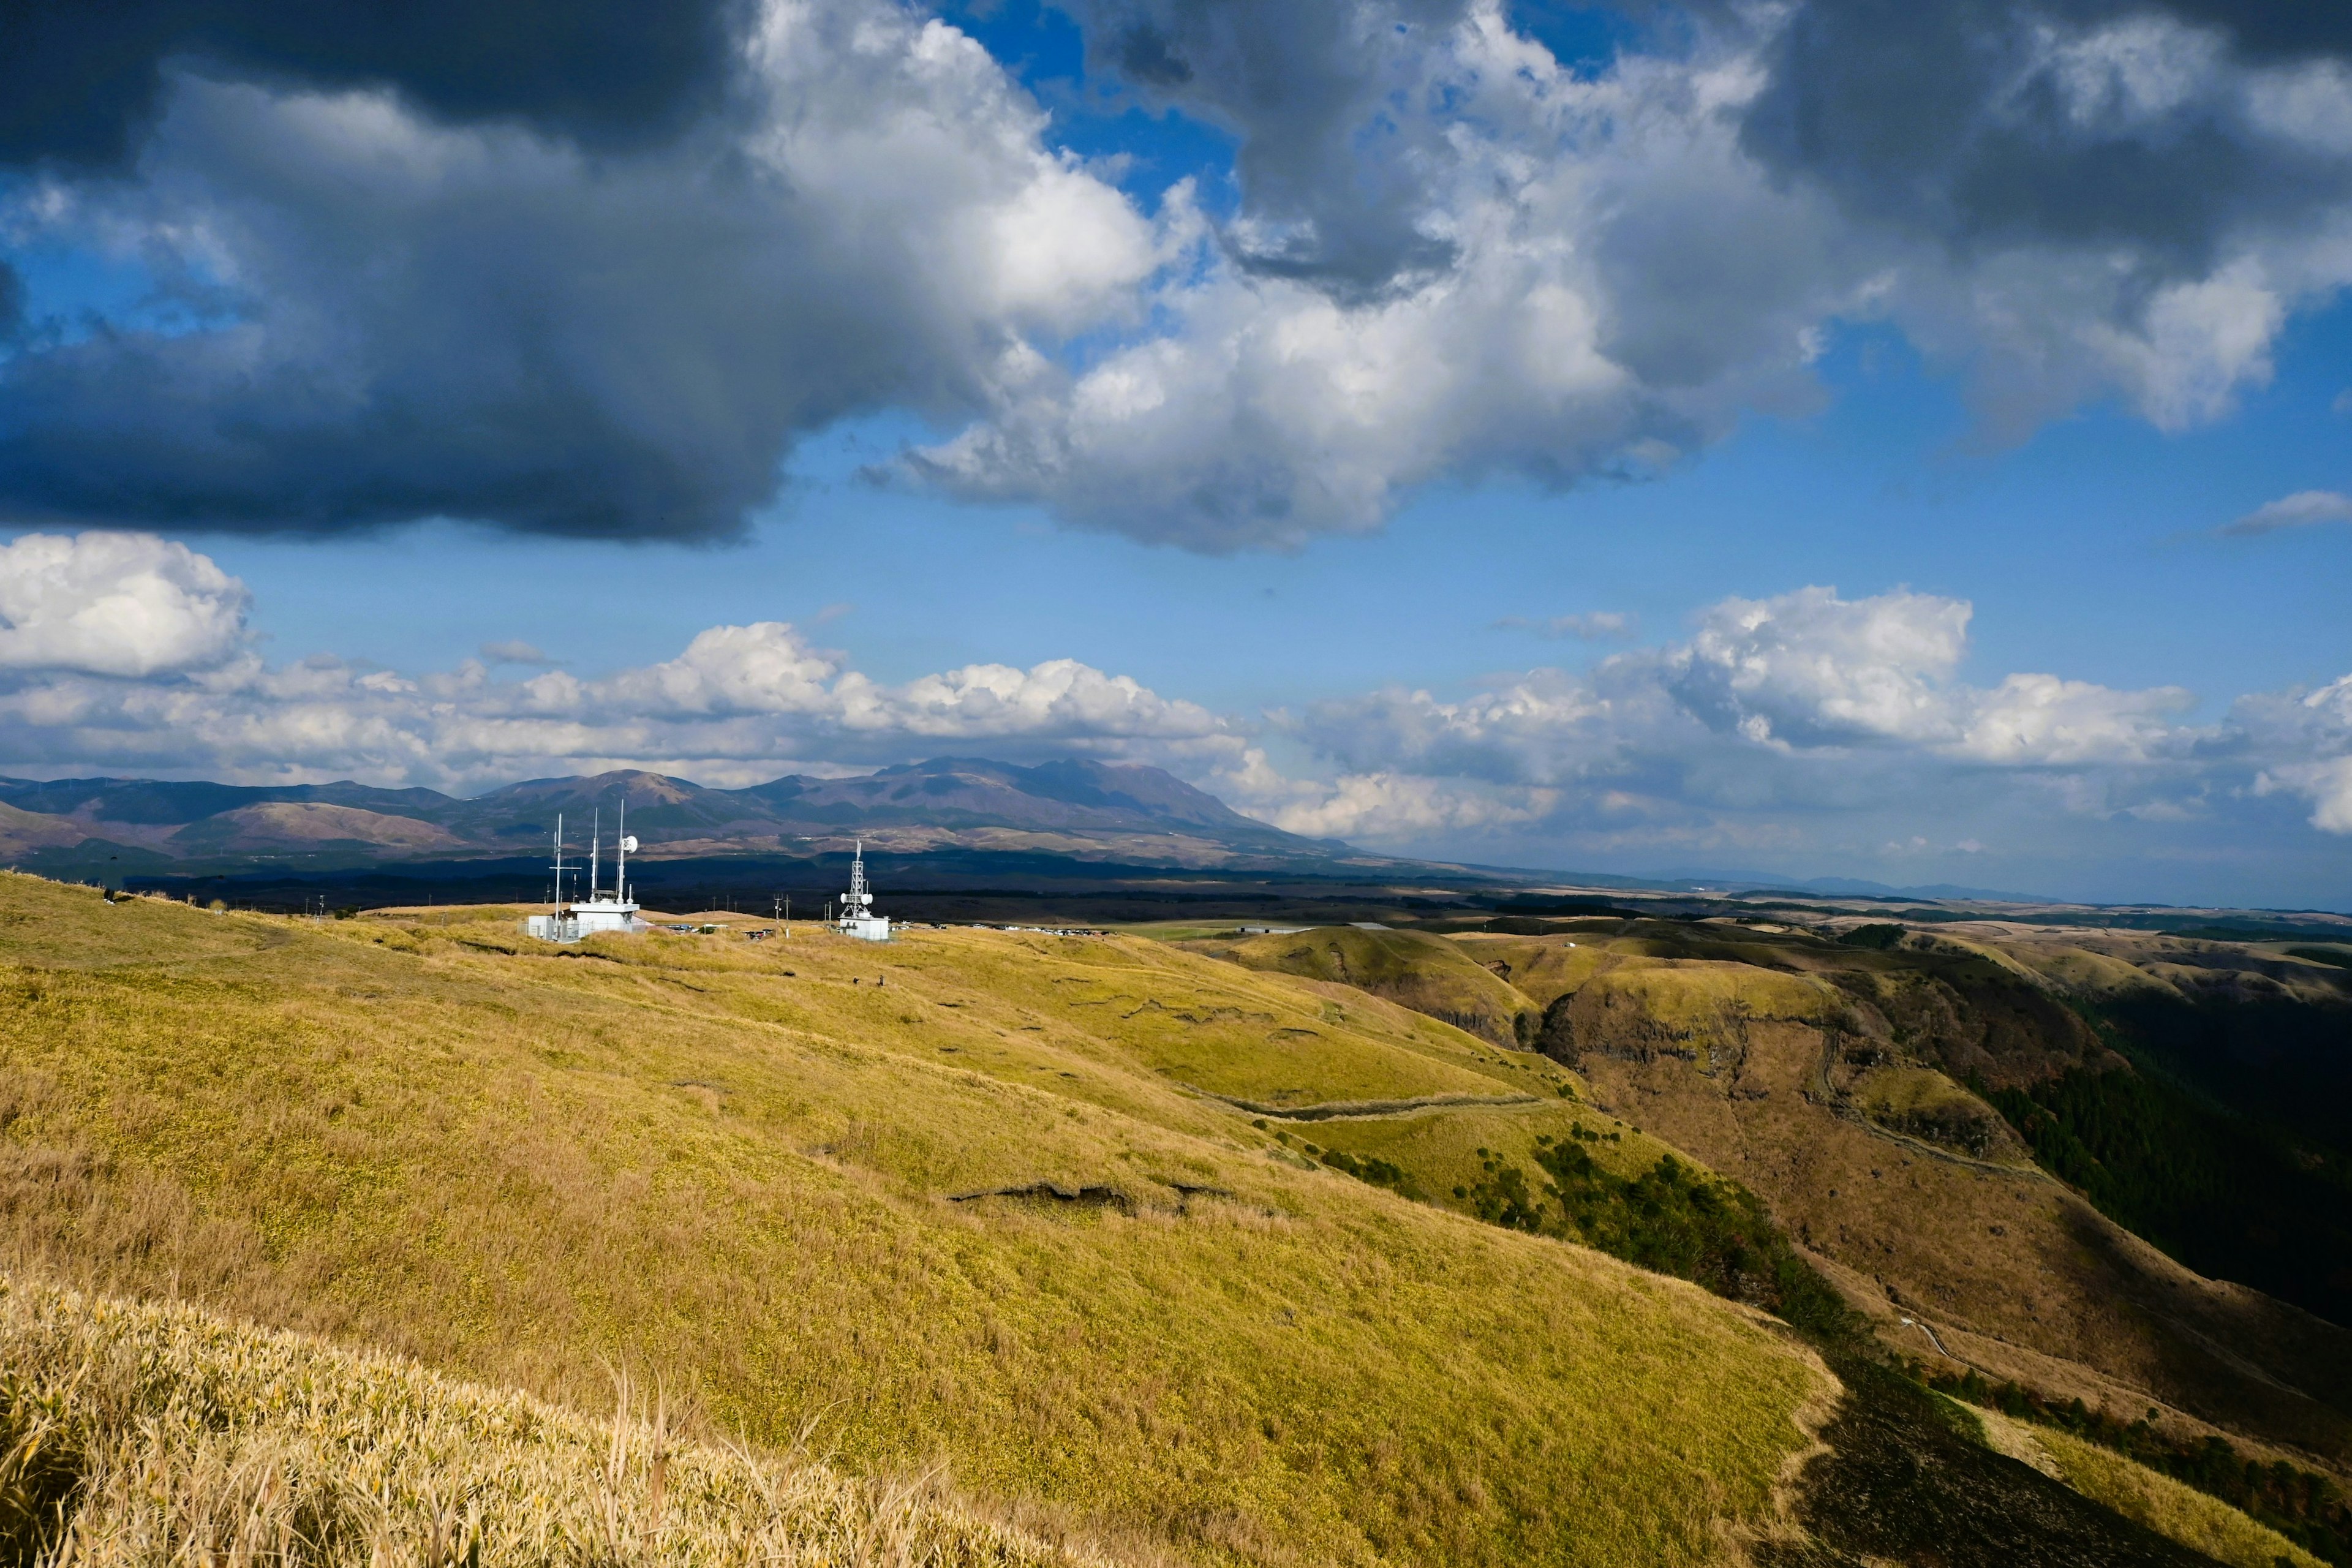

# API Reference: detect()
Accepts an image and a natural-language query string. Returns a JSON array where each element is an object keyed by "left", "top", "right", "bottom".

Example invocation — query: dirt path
[{"left": 1197, "top": 1089, "right": 1545, "bottom": 1122}]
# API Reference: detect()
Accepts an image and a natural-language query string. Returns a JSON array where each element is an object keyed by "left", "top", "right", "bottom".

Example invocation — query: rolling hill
[{"left": 2, "top": 870, "right": 2318, "bottom": 1564}]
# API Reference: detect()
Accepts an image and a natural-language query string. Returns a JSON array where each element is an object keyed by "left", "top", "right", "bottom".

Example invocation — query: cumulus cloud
[
  {"left": 1208, "top": 747, "right": 1556, "bottom": 841},
  {"left": 913, "top": 0, "right": 2352, "bottom": 544},
  {"left": 0, "top": 537, "right": 1235, "bottom": 788},
  {"left": 0, "top": 531, "right": 250, "bottom": 677},
  {"left": 1272, "top": 584, "right": 2226, "bottom": 864},
  {"left": 1668, "top": 586, "right": 1973, "bottom": 747},
  {"left": 2222, "top": 489, "right": 2352, "bottom": 535},
  {"left": 4, "top": 541, "right": 2351, "bottom": 899},
  {"left": 2243, "top": 674, "right": 2352, "bottom": 832}
]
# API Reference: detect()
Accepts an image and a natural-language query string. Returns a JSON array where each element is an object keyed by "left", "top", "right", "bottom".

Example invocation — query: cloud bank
[
  {"left": 1, "top": 0, "right": 2348, "bottom": 547},
  {"left": 0, "top": 533, "right": 1235, "bottom": 790}
]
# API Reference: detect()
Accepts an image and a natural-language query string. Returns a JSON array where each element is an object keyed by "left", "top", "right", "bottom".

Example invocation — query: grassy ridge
[
  {"left": 0, "top": 875, "right": 1831, "bottom": 1567},
  {"left": 1208, "top": 928, "right": 1540, "bottom": 1048}
]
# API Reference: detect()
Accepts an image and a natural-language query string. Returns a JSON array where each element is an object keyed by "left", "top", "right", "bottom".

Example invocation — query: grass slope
[
  {"left": 0, "top": 875, "right": 1831, "bottom": 1567},
  {"left": 1993, "top": 1417, "right": 2331, "bottom": 1568},
  {"left": 0, "top": 1273, "right": 1091, "bottom": 1566}
]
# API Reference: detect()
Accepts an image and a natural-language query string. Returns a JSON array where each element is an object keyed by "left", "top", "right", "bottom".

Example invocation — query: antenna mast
[
  {"left": 551, "top": 813, "right": 568, "bottom": 906},
  {"left": 616, "top": 801, "right": 627, "bottom": 903},
  {"left": 590, "top": 810, "right": 600, "bottom": 906}
]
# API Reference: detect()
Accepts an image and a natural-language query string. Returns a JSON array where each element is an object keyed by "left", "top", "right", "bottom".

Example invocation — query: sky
[{"left": 1, "top": 0, "right": 2350, "bottom": 908}]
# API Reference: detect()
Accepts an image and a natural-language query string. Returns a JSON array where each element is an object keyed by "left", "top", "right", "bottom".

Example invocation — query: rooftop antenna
[{"left": 551, "top": 813, "right": 568, "bottom": 906}]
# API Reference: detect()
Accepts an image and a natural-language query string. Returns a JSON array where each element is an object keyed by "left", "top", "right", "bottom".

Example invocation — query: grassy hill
[
  {"left": 9, "top": 873, "right": 2345, "bottom": 1564},
  {"left": 0, "top": 873, "right": 1831, "bottom": 1567}
]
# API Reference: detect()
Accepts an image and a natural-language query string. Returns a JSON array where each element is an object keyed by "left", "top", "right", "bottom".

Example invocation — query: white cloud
[
  {"left": 5, "top": 545, "right": 2351, "bottom": 902},
  {"left": 1668, "top": 586, "right": 1972, "bottom": 747},
  {"left": 2222, "top": 489, "right": 2352, "bottom": 536},
  {"left": 2245, "top": 674, "right": 2352, "bottom": 834},
  {"left": 0, "top": 531, "right": 250, "bottom": 677},
  {"left": 2, "top": 0, "right": 2345, "bottom": 552},
  {"left": 1213, "top": 749, "right": 1558, "bottom": 843},
  {"left": 0, "top": 538, "right": 1236, "bottom": 788},
  {"left": 1954, "top": 674, "right": 2194, "bottom": 766},
  {"left": 1279, "top": 586, "right": 2217, "bottom": 856},
  {"left": 2263, "top": 756, "right": 2352, "bottom": 834}
]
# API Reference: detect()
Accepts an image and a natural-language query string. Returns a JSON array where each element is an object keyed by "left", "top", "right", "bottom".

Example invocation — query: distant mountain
[
  {"left": 1654, "top": 868, "right": 2056, "bottom": 903},
  {"left": 0, "top": 757, "right": 1366, "bottom": 877}
]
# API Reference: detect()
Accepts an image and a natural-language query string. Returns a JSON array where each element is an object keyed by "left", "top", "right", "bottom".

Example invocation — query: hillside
[
  {"left": 0, "top": 872, "right": 1838, "bottom": 1567},
  {"left": 1200, "top": 925, "right": 1542, "bottom": 1049}
]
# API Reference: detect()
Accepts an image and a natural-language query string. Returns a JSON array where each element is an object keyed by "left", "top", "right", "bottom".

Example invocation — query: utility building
[{"left": 524, "top": 806, "right": 641, "bottom": 942}]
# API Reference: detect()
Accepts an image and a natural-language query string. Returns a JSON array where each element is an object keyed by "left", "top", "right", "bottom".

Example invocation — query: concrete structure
[{"left": 835, "top": 841, "right": 891, "bottom": 942}]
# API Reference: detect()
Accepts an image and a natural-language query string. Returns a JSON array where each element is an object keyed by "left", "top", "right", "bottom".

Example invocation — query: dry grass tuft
[{"left": 0, "top": 1272, "right": 1107, "bottom": 1567}]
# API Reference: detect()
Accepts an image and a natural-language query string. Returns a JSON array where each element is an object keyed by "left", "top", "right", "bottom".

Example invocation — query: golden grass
[
  {"left": 0, "top": 873, "right": 1833, "bottom": 1567},
  {"left": 1300, "top": 1102, "right": 1676, "bottom": 1211},
  {"left": 1573, "top": 963, "right": 1838, "bottom": 1035},
  {"left": 1971, "top": 1413, "right": 2329, "bottom": 1568},
  {"left": 0, "top": 1271, "right": 1108, "bottom": 1567}
]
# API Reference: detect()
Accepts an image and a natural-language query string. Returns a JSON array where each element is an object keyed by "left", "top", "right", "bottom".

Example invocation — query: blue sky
[
  {"left": 2, "top": 0, "right": 2350, "bottom": 906},
  {"left": 208, "top": 308, "right": 2352, "bottom": 716}
]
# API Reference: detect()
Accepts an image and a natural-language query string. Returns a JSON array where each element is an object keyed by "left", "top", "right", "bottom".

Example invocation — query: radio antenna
[{"left": 551, "top": 813, "right": 568, "bottom": 905}]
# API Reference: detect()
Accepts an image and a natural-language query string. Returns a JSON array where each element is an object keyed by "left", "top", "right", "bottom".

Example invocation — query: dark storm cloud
[
  {"left": 0, "top": 6, "right": 1160, "bottom": 541},
  {"left": 0, "top": 82, "right": 900, "bottom": 541},
  {"left": 1733, "top": 0, "right": 2352, "bottom": 272},
  {"left": 2149, "top": 0, "right": 2352, "bottom": 61},
  {"left": 0, "top": 0, "right": 744, "bottom": 171},
  {"left": 1065, "top": 0, "right": 1471, "bottom": 296}
]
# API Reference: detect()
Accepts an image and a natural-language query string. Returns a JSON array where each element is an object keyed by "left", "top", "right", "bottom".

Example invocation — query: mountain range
[{"left": 0, "top": 756, "right": 1381, "bottom": 880}]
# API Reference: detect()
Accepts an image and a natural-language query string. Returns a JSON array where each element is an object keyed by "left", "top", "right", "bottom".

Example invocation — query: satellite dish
[{"left": 620, "top": 835, "right": 639, "bottom": 853}]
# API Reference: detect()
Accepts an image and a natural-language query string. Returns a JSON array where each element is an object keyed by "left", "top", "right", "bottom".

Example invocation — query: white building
[
  {"left": 523, "top": 807, "right": 641, "bottom": 942},
  {"left": 835, "top": 841, "right": 891, "bottom": 941}
]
